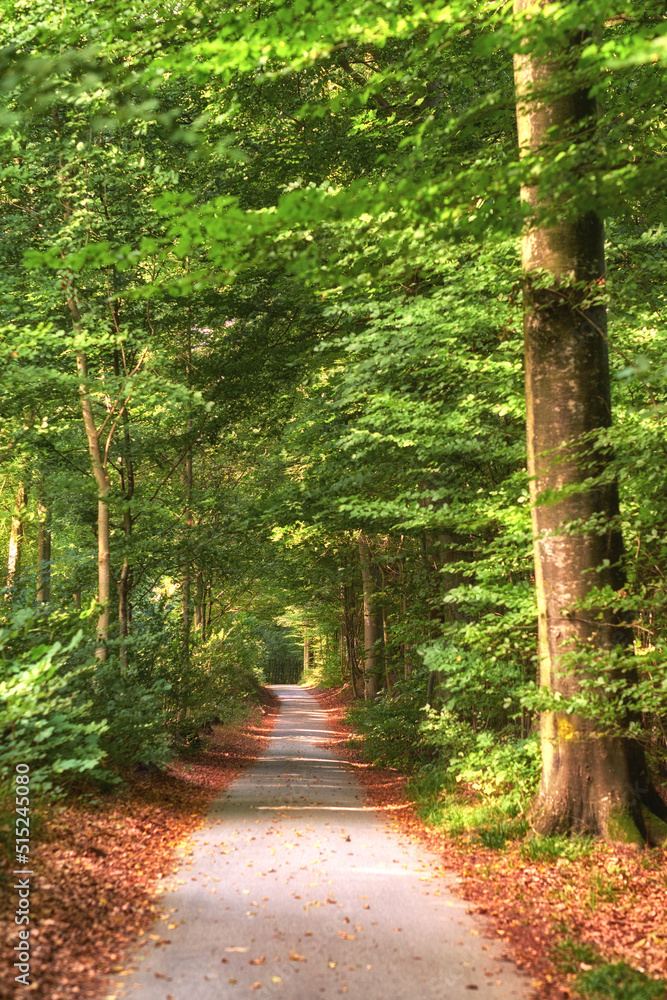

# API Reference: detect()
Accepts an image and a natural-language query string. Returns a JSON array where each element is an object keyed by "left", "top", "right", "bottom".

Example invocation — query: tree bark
[
  {"left": 75, "top": 347, "right": 111, "bottom": 661},
  {"left": 514, "top": 2, "right": 666, "bottom": 844},
  {"left": 6, "top": 481, "right": 28, "bottom": 598},
  {"left": 115, "top": 350, "right": 135, "bottom": 669},
  {"left": 36, "top": 495, "right": 51, "bottom": 604},
  {"left": 181, "top": 449, "right": 193, "bottom": 659},
  {"left": 194, "top": 569, "right": 206, "bottom": 642},
  {"left": 181, "top": 323, "right": 194, "bottom": 660},
  {"left": 359, "top": 533, "right": 379, "bottom": 700},
  {"left": 65, "top": 285, "right": 111, "bottom": 660}
]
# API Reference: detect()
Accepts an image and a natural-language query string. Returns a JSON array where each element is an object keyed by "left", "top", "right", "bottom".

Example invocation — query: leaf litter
[
  {"left": 0, "top": 690, "right": 279, "bottom": 1000},
  {"left": 311, "top": 684, "right": 667, "bottom": 1000}
]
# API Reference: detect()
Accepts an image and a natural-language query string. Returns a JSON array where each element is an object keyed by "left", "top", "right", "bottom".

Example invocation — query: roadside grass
[{"left": 554, "top": 939, "right": 666, "bottom": 1000}]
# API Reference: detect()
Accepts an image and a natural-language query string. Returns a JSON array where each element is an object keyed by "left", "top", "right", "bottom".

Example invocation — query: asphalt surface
[{"left": 112, "top": 686, "right": 532, "bottom": 1000}]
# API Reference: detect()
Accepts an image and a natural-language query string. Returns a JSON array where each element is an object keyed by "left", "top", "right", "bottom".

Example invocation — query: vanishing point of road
[{"left": 112, "top": 686, "right": 532, "bottom": 1000}]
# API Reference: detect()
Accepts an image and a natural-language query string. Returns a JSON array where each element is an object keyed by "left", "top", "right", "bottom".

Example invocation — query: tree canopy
[{"left": 1, "top": 0, "right": 666, "bottom": 845}]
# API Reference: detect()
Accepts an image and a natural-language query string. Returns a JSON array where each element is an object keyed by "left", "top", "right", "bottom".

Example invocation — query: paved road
[{"left": 112, "top": 687, "right": 532, "bottom": 1000}]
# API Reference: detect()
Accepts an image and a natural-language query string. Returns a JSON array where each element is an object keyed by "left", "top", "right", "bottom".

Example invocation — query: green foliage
[
  {"left": 420, "top": 641, "right": 527, "bottom": 731},
  {"left": 418, "top": 707, "right": 478, "bottom": 764},
  {"left": 0, "top": 606, "right": 106, "bottom": 794},
  {"left": 408, "top": 767, "right": 528, "bottom": 843},
  {"left": 91, "top": 659, "right": 172, "bottom": 769},
  {"left": 348, "top": 672, "right": 433, "bottom": 770},
  {"left": 447, "top": 734, "right": 542, "bottom": 813},
  {"left": 0, "top": 0, "right": 665, "bottom": 842},
  {"left": 163, "top": 615, "right": 265, "bottom": 744}
]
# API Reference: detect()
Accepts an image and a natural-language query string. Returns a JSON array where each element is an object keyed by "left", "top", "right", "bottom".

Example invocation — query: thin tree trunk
[
  {"left": 181, "top": 324, "right": 193, "bottom": 660},
  {"left": 515, "top": 3, "right": 666, "bottom": 844},
  {"left": 359, "top": 533, "right": 379, "bottom": 700},
  {"left": 6, "top": 482, "right": 28, "bottom": 598},
  {"left": 75, "top": 348, "right": 111, "bottom": 661},
  {"left": 115, "top": 350, "right": 134, "bottom": 669},
  {"left": 194, "top": 569, "right": 206, "bottom": 641},
  {"left": 181, "top": 449, "right": 193, "bottom": 660},
  {"left": 65, "top": 285, "right": 111, "bottom": 660},
  {"left": 339, "top": 588, "right": 347, "bottom": 681},
  {"left": 36, "top": 495, "right": 51, "bottom": 604}
]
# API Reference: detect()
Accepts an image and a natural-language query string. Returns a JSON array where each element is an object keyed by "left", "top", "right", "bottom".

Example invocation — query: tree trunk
[
  {"left": 359, "top": 533, "right": 379, "bottom": 700},
  {"left": 194, "top": 569, "right": 206, "bottom": 642},
  {"left": 181, "top": 323, "right": 194, "bottom": 661},
  {"left": 65, "top": 283, "right": 111, "bottom": 660},
  {"left": 36, "top": 496, "right": 51, "bottom": 604},
  {"left": 76, "top": 349, "right": 111, "bottom": 661},
  {"left": 6, "top": 481, "right": 28, "bottom": 598},
  {"left": 115, "top": 350, "right": 135, "bottom": 670},
  {"left": 181, "top": 449, "right": 193, "bottom": 659},
  {"left": 514, "top": 3, "right": 666, "bottom": 845}
]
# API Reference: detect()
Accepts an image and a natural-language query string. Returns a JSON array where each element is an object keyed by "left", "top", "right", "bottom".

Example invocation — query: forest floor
[
  {"left": 310, "top": 684, "right": 667, "bottom": 1000},
  {"left": 2, "top": 684, "right": 665, "bottom": 1000},
  {"left": 0, "top": 689, "right": 280, "bottom": 1000}
]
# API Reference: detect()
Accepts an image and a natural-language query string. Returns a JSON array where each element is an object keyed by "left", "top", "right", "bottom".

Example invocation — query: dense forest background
[{"left": 0, "top": 0, "right": 666, "bottom": 845}]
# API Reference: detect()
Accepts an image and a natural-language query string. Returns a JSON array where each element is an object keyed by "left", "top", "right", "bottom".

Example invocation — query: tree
[{"left": 514, "top": 0, "right": 667, "bottom": 844}]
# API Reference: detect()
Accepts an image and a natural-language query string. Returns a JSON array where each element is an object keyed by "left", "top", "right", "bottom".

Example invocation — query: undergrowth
[{"left": 554, "top": 939, "right": 667, "bottom": 1000}]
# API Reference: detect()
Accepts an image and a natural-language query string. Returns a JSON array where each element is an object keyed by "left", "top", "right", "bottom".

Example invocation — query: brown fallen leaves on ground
[
  {"left": 0, "top": 690, "right": 279, "bottom": 1000},
  {"left": 310, "top": 684, "right": 667, "bottom": 1000}
]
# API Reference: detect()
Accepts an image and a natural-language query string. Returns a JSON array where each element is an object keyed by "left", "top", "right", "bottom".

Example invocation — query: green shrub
[
  {"left": 348, "top": 672, "right": 434, "bottom": 770},
  {"left": 91, "top": 658, "right": 172, "bottom": 768},
  {"left": 419, "top": 706, "right": 477, "bottom": 763},
  {"left": 0, "top": 606, "right": 107, "bottom": 795},
  {"left": 162, "top": 613, "right": 264, "bottom": 743},
  {"left": 447, "top": 732, "right": 542, "bottom": 813},
  {"left": 419, "top": 639, "right": 527, "bottom": 731}
]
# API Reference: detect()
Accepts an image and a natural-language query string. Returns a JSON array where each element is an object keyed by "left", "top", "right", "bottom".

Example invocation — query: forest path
[{"left": 112, "top": 687, "right": 532, "bottom": 1000}]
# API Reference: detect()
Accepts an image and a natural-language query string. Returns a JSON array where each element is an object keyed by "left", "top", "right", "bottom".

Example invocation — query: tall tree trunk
[
  {"left": 65, "top": 285, "right": 111, "bottom": 660},
  {"left": 514, "top": 4, "right": 666, "bottom": 844},
  {"left": 359, "top": 533, "right": 379, "bottom": 700},
  {"left": 181, "top": 324, "right": 193, "bottom": 660},
  {"left": 6, "top": 481, "right": 28, "bottom": 598},
  {"left": 36, "top": 494, "right": 51, "bottom": 604},
  {"left": 76, "top": 348, "right": 111, "bottom": 661},
  {"left": 339, "top": 586, "right": 347, "bottom": 682},
  {"left": 194, "top": 569, "right": 206, "bottom": 642},
  {"left": 181, "top": 449, "right": 193, "bottom": 661},
  {"left": 115, "top": 350, "right": 134, "bottom": 669}
]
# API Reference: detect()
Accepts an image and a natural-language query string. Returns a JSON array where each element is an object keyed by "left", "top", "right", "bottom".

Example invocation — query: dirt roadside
[
  {"left": 1, "top": 690, "right": 280, "bottom": 1000},
  {"left": 309, "top": 683, "right": 667, "bottom": 1000}
]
